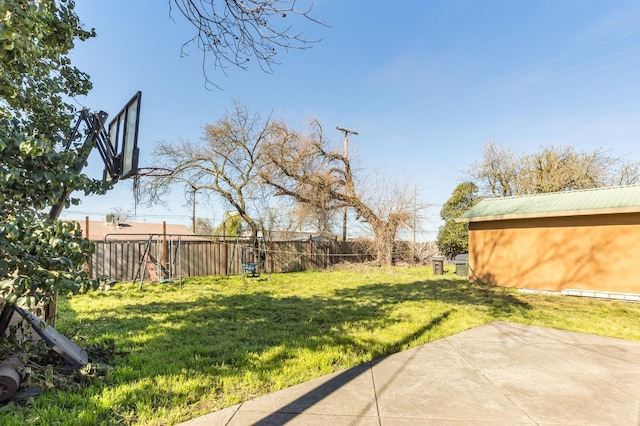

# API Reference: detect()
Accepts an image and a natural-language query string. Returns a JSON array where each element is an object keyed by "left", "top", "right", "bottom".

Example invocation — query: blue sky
[{"left": 61, "top": 0, "right": 640, "bottom": 240}]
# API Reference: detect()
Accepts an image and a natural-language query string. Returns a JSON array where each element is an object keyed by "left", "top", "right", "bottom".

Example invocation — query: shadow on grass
[
  {"left": 54, "top": 275, "right": 532, "bottom": 423},
  {"left": 332, "top": 276, "right": 531, "bottom": 318},
  {"left": 251, "top": 310, "right": 455, "bottom": 425}
]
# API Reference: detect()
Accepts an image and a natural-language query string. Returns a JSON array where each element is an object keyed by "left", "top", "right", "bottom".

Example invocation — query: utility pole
[
  {"left": 413, "top": 184, "right": 417, "bottom": 246},
  {"left": 336, "top": 126, "right": 359, "bottom": 242},
  {"left": 190, "top": 185, "right": 197, "bottom": 233}
]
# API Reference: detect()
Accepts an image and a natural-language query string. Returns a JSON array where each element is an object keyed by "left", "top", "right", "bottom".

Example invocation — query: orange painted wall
[{"left": 468, "top": 213, "right": 640, "bottom": 294}]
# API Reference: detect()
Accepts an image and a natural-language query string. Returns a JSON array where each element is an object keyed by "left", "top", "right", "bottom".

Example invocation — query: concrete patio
[{"left": 179, "top": 321, "right": 640, "bottom": 425}]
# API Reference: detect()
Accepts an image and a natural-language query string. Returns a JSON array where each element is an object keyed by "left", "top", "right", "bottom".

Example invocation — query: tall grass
[{"left": 1, "top": 266, "right": 638, "bottom": 425}]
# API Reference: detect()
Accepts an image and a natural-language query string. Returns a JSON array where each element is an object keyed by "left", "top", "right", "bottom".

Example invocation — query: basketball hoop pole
[
  {"left": 45, "top": 108, "right": 114, "bottom": 325},
  {"left": 49, "top": 109, "right": 110, "bottom": 220},
  {"left": 45, "top": 91, "right": 142, "bottom": 325}
]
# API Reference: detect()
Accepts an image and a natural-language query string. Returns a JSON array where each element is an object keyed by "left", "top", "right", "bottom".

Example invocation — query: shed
[{"left": 456, "top": 185, "right": 640, "bottom": 294}]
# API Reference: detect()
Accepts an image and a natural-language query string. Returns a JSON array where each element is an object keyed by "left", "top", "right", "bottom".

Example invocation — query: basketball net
[{"left": 132, "top": 167, "right": 173, "bottom": 216}]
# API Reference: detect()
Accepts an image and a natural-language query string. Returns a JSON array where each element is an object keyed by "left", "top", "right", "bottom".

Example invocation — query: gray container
[
  {"left": 455, "top": 263, "right": 468, "bottom": 276},
  {"left": 453, "top": 254, "right": 469, "bottom": 277},
  {"left": 431, "top": 256, "right": 445, "bottom": 275}
]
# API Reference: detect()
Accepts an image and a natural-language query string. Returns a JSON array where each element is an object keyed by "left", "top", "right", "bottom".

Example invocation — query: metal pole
[
  {"left": 49, "top": 111, "right": 107, "bottom": 220},
  {"left": 46, "top": 111, "right": 108, "bottom": 325},
  {"left": 85, "top": 216, "right": 91, "bottom": 277},
  {"left": 222, "top": 215, "right": 228, "bottom": 276},
  {"left": 162, "top": 221, "right": 168, "bottom": 279},
  {"left": 178, "top": 235, "right": 183, "bottom": 288}
]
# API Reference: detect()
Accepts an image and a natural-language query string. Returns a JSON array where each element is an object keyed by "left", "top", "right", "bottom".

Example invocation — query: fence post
[
  {"left": 222, "top": 224, "right": 228, "bottom": 276},
  {"left": 84, "top": 216, "right": 91, "bottom": 277},
  {"left": 269, "top": 237, "right": 274, "bottom": 274},
  {"left": 308, "top": 235, "right": 313, "bottom": 270},
  {"left": 162, "top": 222, "right": 168, "bottom": 279}
]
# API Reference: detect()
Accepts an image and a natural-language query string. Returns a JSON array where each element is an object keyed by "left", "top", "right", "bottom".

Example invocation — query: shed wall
[{"left": 468, "top": 213, "right": 640, "bottom": 293}]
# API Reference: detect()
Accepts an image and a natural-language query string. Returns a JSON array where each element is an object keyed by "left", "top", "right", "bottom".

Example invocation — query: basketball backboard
[{"left": 108, "top": 91, "right": 141, "bottom": 179}]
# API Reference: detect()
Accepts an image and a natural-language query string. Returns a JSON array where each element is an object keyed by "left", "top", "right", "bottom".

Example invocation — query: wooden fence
[
  {"left": 88, "top": 235, "right": 438, "bottom": 282},
  {"left": 88, "top": 236, "right": 377, "bottom": 282}
]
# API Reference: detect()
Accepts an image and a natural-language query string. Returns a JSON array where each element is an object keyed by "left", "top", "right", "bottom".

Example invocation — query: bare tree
[
  {"left": 356, "top": 173, "right": 424, "bottom": 264},
  {"left": 468, "top": 141, "right": 520, "bottom": 196},
  {"left": 170, "top": 0, "right": 324, "bottom": 88},
  {"left": 253, "top": 202, "right": 306, "bottom": 240},
  {"left": 469, "top": 142, "right": 640, "bottom": 196},
  {"left": 193, "top": 217, "right": 215, "bottom": 235},
  {"left": 146, "top": 106, "right": 426, "bottom": 264},
  {"left": 615, "top": 159, "right": 640, "bottom": 186},
  {"left": 144, "top": 102, "right": 270, "bottom": 242},
  {"left": 262, "top": 119, "right": 424, "bottom": 265},
  {"left": 108, "top": 207, "right": 134, "bottom": 223},
  {"left": 293, "top": 198, "right": 339, "bottom": 237},
  {"left": 289, "top": 157, "right": 341, "bottom": 237}
]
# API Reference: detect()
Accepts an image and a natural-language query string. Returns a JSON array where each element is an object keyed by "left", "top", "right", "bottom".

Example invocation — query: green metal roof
[{"left": 457, "top": 185, "right": 640, "bottom": 223}]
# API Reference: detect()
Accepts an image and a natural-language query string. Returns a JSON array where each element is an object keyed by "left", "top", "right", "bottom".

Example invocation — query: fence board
[{"left": 88, "top": 236, "right": 433, "bottom": 281}]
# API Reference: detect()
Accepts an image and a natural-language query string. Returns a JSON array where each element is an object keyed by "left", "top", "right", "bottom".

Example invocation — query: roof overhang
[{"left": 456, "top": 205, "right": 640, "bottom": 223}]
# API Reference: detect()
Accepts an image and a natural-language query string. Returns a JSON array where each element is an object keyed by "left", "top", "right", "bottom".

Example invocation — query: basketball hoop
[
  {"left": 136, "top": 167, "right": 174, "bottom": 177},
  {"left": 132, "top": 167, "right": 174, "bottom": 214}
]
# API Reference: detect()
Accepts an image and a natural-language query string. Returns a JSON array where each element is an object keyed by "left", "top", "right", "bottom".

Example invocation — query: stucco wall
[{"left": 468, "top": 213, "right": 640, "bottom": 294}]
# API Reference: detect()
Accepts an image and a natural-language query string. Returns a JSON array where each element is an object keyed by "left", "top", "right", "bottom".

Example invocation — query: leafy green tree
[
  {"left": 212, "top": 213, "right": 246, "bottom": 238},
  {"left": 436, "top": 182, "right": 479, "bottom": 258},
  {"left": 1, "top": 0, "right": 102, "bottom": 313}
]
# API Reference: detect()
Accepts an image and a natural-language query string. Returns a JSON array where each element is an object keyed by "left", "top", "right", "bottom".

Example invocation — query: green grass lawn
[{"left": 2, "top": 266, "right": 639, "bottom": 425}]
